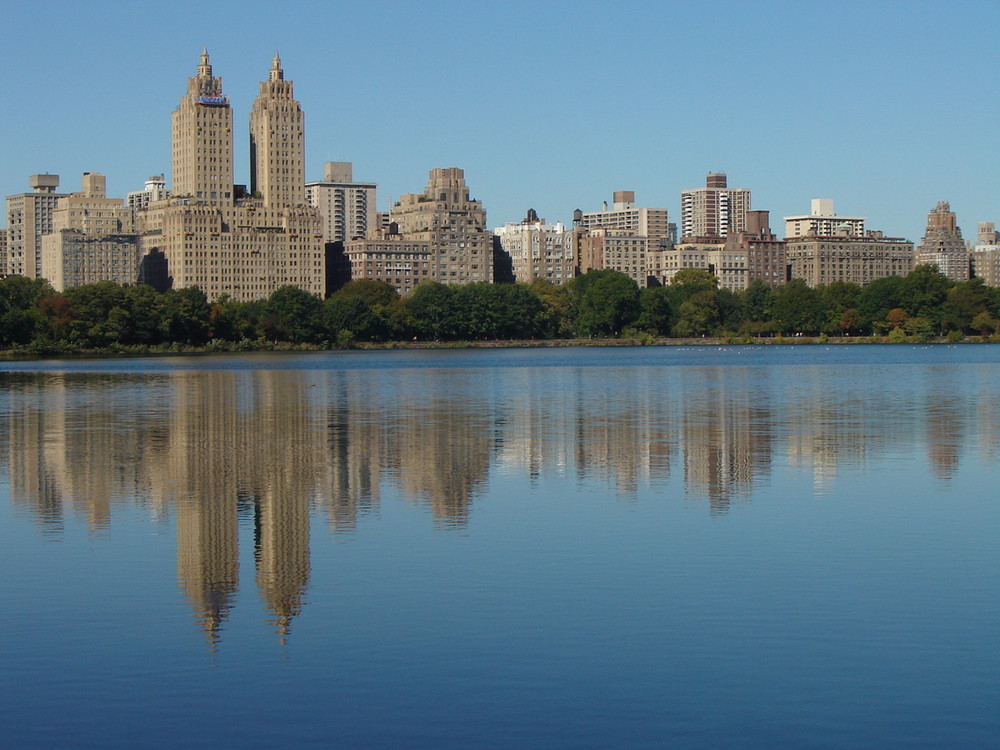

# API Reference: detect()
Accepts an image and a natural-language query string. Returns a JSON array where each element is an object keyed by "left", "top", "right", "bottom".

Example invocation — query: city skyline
[{"left": 1, "top": 1, "right": 998, "bottom": 243}]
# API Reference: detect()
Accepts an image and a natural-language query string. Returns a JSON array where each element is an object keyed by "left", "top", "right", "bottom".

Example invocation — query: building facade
[
  {"left": 494, "top": 210, "right": 576, "bottom": 285},
  {"left": 971, "top": 222, "right": 1000, "bottom": 286},
  {"left": 138, "top": 51, "right": 324, "bottom": 301},
  {"left": 785, "top": 231, "right": 914, "bottom": 287},
  {"left": 306, "top": 162, "right": 377, "bottom": 243},
  {"left": 656, "top": 241, "right": 745, "bottom": 291},
  {"left": 389, "top": 167, "right": 492, "bottom": 285},
  {"left": 578, "top": 191, "right": 673, "bottom": 239},
  {"left": 784, "top": 199, "right": 865, "bottom": 239},
  {"left": 127, "top": 175, "right": 171, "bottom": 214},
  {"left": 916, "top": 201, "right": 969, "bottom": 281},
  {"left": 5, "top": 174, "right": 68, "bottom": 278},
  {"left": 249, "top": 53, "right": 306, "bottom": 209},
  {"left": 728, "top": 210, "right": 786, "bottom": 288},
  {"left": 342, "top": 227, "right": 434, "bottom": 295},
  {"left": 680, "top": 173, "right": 751, "bottom": 242},
  {"left": 41, "top": 173, "right": 140, "bottom": 291}
]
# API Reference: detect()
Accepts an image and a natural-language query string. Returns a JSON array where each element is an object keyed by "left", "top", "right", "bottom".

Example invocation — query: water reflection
[{"left": 2, "top": 359, "right": 998, "bottom": 644}]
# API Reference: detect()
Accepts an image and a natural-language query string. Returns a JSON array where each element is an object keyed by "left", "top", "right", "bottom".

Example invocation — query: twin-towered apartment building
[{"left": 2, "top": 52, "right": 994, "bottom": 299}]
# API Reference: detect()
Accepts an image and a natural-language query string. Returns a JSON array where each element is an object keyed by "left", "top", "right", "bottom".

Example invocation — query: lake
[{"left": 1, "top": 345, "right": 998, "bottom": 749}]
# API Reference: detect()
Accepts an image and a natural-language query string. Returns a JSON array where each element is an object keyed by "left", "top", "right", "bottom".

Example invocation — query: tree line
[{"left": 2, "top": 265, "right": 1000, "bottom": 353}]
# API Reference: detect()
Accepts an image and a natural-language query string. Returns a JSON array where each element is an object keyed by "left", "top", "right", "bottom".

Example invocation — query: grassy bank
[{"left": 3, "top": 333, "right": 1000, "bottom": 361}]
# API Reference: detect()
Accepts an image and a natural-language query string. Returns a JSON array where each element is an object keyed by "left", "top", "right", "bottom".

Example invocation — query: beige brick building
[
  {"left": 388, "top": 167, "right": 492, "bottom": 285},
  {"left": 578, "top": 230, "right": 653, "bottom": 287},
  {"left": 786, "top": 231, "right": 914, "bottom": 287},
  {"left": 138, "top": 51, "right": 324, "bottom": 301},
  {"left": 656, "top": 241, "right": 746, "bottom": 291},
  {"left": 5, "top": 174, "right": 68, "bottom": 277},
  {"left": 41, "top": 173, "right": 140, "bottom": 291},
  {"left": 784, "top": 199, "right": 865, "bottom": 239},
  {"left": 729, "top": 210, "right": 786, "bottom": 288},
  {"left": 343, "top": 227, "right": 434, "bottom": 295},
  {"left": 494, "top": 210, "right": 576, "bottom": 285},
  {"left": 916, "top": 201, "right": 969, "bottom": 281},
  {"left": 578, "top": 191, "right": 672, "bottom": 239},
  {"left": 971, "top": 222, "right": 1000, "bottom": 286}
]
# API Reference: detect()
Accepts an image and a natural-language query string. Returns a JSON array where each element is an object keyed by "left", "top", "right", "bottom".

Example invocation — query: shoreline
[{"left": 2, "top": 334, "right": 998, "bottom": 360}]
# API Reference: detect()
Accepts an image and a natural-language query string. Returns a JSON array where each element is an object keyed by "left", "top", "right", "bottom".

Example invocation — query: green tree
[
  {"left": 572, "top": 270, "right": 640, "bottom": 337},
  {"left": 337, "top": 279, "right": 400, "bottom": 309},
  {"left": 0, "top": 276, "right": 52, "bottom": 347},
  {"left": 323, "top": 294, "right": 388, "bottom": 341},
  {"left": 673, "top": 289, "right": 720, "bottom": 337},
  {"left": 857, "top": 275, "right": 905, "bottom": 331},
  {"left": 636, "top": 286, "right": 675, "bottom": 335},
  {"left": 529, "top": 278, "right": 572, "bottom": 337},
  {"left": 161, "top": 287, "right": 212, "bottom": 345},
  {"left": 670, "top": 268, "right": 719, "bottom": 298},
  {"left": 742, "top": 280, "right": 773, "bottom": 323},
  {"left": 121, "top": 285, "right": 166, "bottom": 345},
  {"left": 770, "top": 279, "right": 823, "bottom": 334},
  {"left": 262, "top": 285, "right": 324, "bottom": 343},
  {"left": 405, "top": 281, "right": 459, "bottom": 340},
  {"left": 899, "top": 265, "right": 952, "bottom": 323},
  {"left": 819, "top": 281, "right": 862, "bottom": 334},
  {"left": 941, "top": 278, "right": 991, "bottom": 332},
  {"left": 65, "top": 281, "right": 130, "bottom": 347}
]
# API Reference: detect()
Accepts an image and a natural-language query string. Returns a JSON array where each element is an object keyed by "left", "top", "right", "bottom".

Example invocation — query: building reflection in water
[{"left": 2, "top": 361, "right": 999, "bottom": 645}]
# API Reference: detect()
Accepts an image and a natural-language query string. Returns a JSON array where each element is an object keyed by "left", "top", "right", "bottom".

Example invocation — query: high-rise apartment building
[
  {"left": 971, "top": 222, "right": 1000, "bottom": 286},
  {"left": 341, "top": 225, "right": 434, "bottom": 295},
  {"left": 138, "top": 51, "right": 324, "bottom": 300},
  {"left": 784, "top": 199, "right": 865, "bottom": 239},
  {"left": 680, "top": 173, "right": 751, "bottom": 242},
  {"left": 41, "top": 173, "right": 140, "bottom": 291},
  {"left": 389, "top": 167, "right": 492, "bottom": 284},
  {"left": 785, "top": 230, "right": 914, "bottom": 287},
  {"left": 727, "top": 210, "right": 786, "bottom": 288},
  {"left": 657, "top": 239, "right": 746, "bottom": 291},
  {"left": 916, "top": 201, "right": 969, "bottom": 281},
  {"left": 494, "top": 209, "right": 576, "bottom": 285},
  {"left": 127, "top": 175, "right": 171, "bottom": 214},
  {"left": 306, "top": 162, "right": 377, "bottom": 243},
  {"left": 172, "top": 50, "right": 233, "bottom": 205},
  {"left": 578, "top": 191, "right": 673, "bottom": 239},
  {"left": 250, "top": 53, "right": 306, "bottom": 209},
  {"left": 5, "top": 174, "right": 68, "bottom": 278},
  {"left": 577, "top": 229, "right": 654, "bottom": 287}
]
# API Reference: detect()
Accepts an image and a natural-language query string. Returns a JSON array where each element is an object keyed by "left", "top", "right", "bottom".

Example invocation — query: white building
[
  {"left": 127, "top": 175, "right": 171, "bottom": 214},
  {"left": 494, "top": 210, "right": 576, "bottom": 284}
]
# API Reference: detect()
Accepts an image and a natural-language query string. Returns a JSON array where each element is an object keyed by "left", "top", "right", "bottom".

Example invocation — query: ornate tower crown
[{"left": 269, "top": 52, "right": 284, "bottom": 81}]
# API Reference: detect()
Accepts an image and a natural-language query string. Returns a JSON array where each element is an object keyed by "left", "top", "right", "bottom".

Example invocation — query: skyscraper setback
[{"left": 138, "top": 50, "right": 323, "bottom": 300}]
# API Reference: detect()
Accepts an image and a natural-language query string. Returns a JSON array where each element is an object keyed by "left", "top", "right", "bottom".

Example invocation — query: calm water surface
[{"left": 1, "top": 345, "right": 998, "bottom": 749}]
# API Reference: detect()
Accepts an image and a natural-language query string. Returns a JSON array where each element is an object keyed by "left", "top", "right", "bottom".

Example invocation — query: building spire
[
  {"left": 198, "top": 47, "right": 213, "bottom": 78},
  {"left": 269, "top": 51, "right": 284, "bottom": 81}
]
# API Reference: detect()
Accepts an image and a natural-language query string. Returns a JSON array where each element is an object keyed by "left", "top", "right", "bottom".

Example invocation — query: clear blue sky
[{"left": 2, "top": 0, "right": 997, "bottom": 242}]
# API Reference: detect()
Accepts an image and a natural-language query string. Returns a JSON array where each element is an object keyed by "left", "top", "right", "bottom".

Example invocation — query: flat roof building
[
  {"left": 784, "top": 199, "right": 865, "bottom": 239},
  {"left": 680, "top": 173, "right": 750, "bottom": 242},
  {"left": 5, "top": 174, "right": 69, "bottom": 277},
  {"left": 306, "top": 162, "right": 377, "bottom": 244},
  {"left": 578, "top": 191, "right": 673, "bottom": 239}
]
